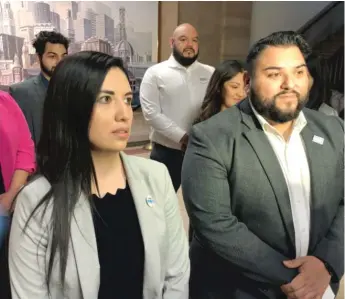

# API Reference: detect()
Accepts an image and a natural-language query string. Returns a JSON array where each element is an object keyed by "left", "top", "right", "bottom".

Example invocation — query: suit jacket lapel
[
  {"left": 120, "top": 152, "right": 161, "bottom": 297},
  {"left": 70, "top": 193, "right": 100, "bottom": 299},
  {"left": 239, "top": 100, "right": 296, "bottom": 251},
  {"left": 301, "top": 122, "right": 326, "bottom": 251},
  {"left": 33, "top": 75, "right": 47, "bottom": 102}
]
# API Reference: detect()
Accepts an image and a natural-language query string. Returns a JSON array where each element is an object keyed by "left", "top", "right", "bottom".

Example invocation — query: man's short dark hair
[
  {"left": 246, "top": 31, "right": 312, "bottom": 75},
  {"left": 32, "top": 31, "right": 70, "bottom": 57}
]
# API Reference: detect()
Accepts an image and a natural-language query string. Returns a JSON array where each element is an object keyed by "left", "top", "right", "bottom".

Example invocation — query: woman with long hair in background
[
  {"left": 194, "top": 60, "right": 247, "bottom": 125},
  {"left": 305, "top": 53, "right": 339, "bottom": 116},
  {"left": 9, "top": 51, "right": 189, "bottom": 299}
]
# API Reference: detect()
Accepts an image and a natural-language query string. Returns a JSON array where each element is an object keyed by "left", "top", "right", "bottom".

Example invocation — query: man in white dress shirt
[
  {"left": 182, "top": 31, "right": 343, "bottom": 299},
  {"left": 140, "top": 23, "right": 214, "bottom": 192}
]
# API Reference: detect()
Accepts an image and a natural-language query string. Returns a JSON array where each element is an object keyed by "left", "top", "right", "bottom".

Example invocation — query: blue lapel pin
[{"left": 145, "top": 195, "right": 155, "bottom": 207}]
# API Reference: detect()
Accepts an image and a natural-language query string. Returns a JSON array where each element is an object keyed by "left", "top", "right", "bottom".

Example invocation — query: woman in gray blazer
[{"left": 8, "top": 51, "right": 190, "bottom": 299}]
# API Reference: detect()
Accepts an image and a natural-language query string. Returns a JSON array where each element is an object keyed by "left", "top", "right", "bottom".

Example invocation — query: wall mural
[{"left": 0, "top": 0, "right": 158, "bottom": 108}]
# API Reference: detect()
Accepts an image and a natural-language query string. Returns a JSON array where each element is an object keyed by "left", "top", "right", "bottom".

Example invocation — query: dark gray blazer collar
[{"left": 237, "top": 98, "right": 264, "bottom": 130}]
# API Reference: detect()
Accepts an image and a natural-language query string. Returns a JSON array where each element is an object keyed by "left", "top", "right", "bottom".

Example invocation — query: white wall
[{"left": 250, "top": 1, "right": 332, "bottom": 45}]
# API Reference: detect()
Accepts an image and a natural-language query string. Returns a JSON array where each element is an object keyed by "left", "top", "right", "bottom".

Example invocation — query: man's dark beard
[
  {"left": 39, "top": 58, "right": 54, "bottom": 78},
  {"left": 250, "top": 88, "right": 308, "bottom": 123},
  {"left": 172, "top": 46, "right": 198, "bottom": 67}
]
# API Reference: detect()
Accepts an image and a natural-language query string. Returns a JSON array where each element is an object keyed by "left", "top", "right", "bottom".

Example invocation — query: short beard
[
  {"left": 250, "top": 88, "right": 308, "bottom": 123},
  {"left": 172, "top": 46, "right": 198, "bottom": 67},
  {"left": 39, "top": 58, "right": 54, "bottom": 78}
]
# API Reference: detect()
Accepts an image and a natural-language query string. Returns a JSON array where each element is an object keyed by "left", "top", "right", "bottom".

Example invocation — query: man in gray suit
[
  {"left": 10, "top": 31, "right": 69, "bottom": 145},
  {"left": 182, "top": 31, "right": 344, "bottom": 299}
]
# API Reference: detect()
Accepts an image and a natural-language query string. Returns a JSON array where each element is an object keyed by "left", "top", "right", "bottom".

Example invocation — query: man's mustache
[{"left": 275, "top": 90, "right": 300, "bottom": 97}]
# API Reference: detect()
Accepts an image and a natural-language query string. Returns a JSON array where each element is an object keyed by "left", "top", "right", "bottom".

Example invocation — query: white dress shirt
[
  {"left": 251, "top": 103, "right": 334, "bottom": 299},
  {"left": 140, "top": 55, "right": 214, "bottom": 150}
]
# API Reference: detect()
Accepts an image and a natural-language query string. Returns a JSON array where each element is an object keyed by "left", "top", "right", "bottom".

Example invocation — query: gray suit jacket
[
  {"left": 182, "top": 99, "right": 344, "bottom": 298},
  {"left": 9, "top": 153, "right": 190, "bottom": 299},
  {"left": 9, "top": 75, "right": 47, "bottom": 145}
]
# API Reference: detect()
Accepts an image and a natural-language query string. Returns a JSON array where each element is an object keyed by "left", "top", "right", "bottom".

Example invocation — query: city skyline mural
[{"left": 0, "top": 0, "right": 158, "bottom": 93}]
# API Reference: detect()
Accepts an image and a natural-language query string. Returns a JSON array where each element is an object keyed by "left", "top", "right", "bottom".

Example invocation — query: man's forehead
[
  {"left": 173, "top": 24, "right": 198, "bottom": 39},
  {"left": 45, "top": 42, "right": 67, "bottom": 53},
  {"left": 176, "top": 33, "right": 198, "bottom": 39},
  {"left": 256, "top": 45, "right": 306, "bottom": 68}
]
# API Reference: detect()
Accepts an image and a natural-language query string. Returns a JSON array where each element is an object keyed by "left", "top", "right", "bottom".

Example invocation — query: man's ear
[
  {"left": 169, "top": 37, "right": 174, "bottom": 49},
  {"left": 243, "top": 71, "right": 250, "bottom": 85}
]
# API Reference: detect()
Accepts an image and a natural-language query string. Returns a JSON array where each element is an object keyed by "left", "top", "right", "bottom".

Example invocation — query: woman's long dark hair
[
  {"left": 194, "top": 60, "right": 245, "bottom": 124},
  {"left": 24, "top": 51, "right": 128, "bottom": 292},
  {"left": 305, "top": 53, "right": 332, "bottom": 110}
]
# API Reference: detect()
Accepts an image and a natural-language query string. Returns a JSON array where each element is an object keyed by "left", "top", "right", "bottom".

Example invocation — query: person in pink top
[
  {"left": 0, "top": 91, "right": 36, "bottom": 212},
  {"left": 0, "top": 90, "right": 36, "bottom": 298}
]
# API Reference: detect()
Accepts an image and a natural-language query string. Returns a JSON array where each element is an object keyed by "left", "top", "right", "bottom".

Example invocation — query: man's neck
[
  {"left": 40, "top": 72, "right": 50, "bottom": 89},
  {"left": 41, "top": 72, "right": 50, "bottom": 81},
  {"left": 249, "top": 99, "right": 296, "bottom": 141},
  {"left": 171, "top": 54, "right": 196, "bottom": 69},
  {"left": 267, "top": 119, "right": 294, "bottom": 141}
]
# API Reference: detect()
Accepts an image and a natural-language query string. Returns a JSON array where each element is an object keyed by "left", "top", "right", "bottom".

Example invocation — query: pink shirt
[{"left": 0, "top": 91, "right": 36, "bottom": 192}]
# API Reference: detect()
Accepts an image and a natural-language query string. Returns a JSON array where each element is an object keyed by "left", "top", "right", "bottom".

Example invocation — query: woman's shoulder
[
  {"left": 318, "top": 103, "right": 339, "bottom": 116},
  {"left": 11, "top": 175, "right": 53, "bottom": 229},
  {"left": 0, "top": 90, "right": 17, "bottom": 106},
  {"left": 0, "top": 90, "right": 23, "bottom": 117},
  {"left": 125, "top": 154, "right": 168, "bottom": 175},
  {"left": 0, "top": 90, "right": 11, "bottom": 100},
  {"left": 123, "top": 155, "right": 174, "bottom": 207},
  {"left": 0, "top": 91, "right": 14, "bottom": 108},
  {"left": 15, "top": 175, "right": 51, "bottom": 209},
  {"left": 123, "top": 154, "right": 170, "bottom": 191}
]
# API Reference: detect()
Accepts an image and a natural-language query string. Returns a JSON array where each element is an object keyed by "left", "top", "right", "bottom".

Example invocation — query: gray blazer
[
  {"left": 182, "top": 99, "right": 344, "bottom": 298},
  {"left": 9, "top": 75, "right": 47, "bottom": 145},
  {"left": 9, "top": 153, "right": 190, "bottom": 299}
]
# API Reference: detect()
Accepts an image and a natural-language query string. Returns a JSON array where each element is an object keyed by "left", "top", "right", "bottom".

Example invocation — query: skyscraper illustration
[{"left": 0, "top": 1, "right": 158, "bottom": 88}]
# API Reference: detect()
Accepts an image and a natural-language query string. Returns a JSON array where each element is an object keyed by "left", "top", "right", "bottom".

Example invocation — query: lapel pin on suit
[
  {"left": 145, "top": 195, "right": 155, "bottom": 207},
  {"left": 312, "top": 135, "right": 324, "bottom": 145}
]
